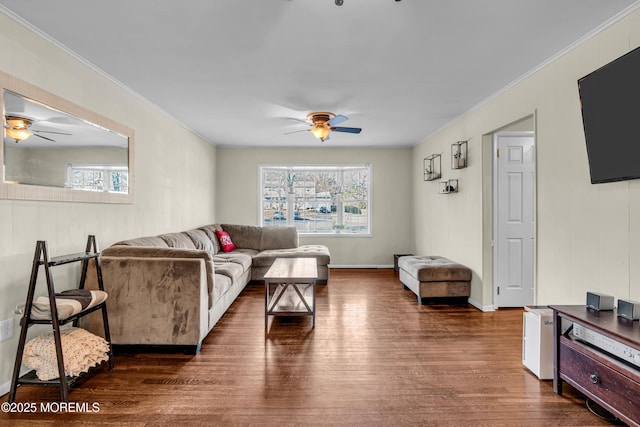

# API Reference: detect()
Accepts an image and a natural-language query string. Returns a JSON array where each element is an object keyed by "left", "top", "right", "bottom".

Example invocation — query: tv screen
[{"left": 578, "top": 45, "right": 640, "bottom": 184}]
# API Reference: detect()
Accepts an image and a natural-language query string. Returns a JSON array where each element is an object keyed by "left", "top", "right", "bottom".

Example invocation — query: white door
[{"left": 494, "top": 132, "right": 535, "bottom": 307}]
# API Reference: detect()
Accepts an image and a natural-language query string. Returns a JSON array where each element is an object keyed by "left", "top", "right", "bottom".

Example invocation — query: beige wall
[
  {"left": 216, "top": 147, "right": 413, "bottom": 266},
  {"left": 413, "top": 8, "right": 640, "bottom": 309},
  {"left": 0, "top": 13, "right": 217, "bottom": 391}
]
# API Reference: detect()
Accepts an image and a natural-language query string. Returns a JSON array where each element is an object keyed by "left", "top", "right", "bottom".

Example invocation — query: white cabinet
[{"left": 522, "top": 306, "right": 554, "bottom": 380}]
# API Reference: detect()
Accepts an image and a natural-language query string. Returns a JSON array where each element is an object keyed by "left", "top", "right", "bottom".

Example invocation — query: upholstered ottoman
[{"left": 398, "top": 255, "right": 471, "bottom": 304}]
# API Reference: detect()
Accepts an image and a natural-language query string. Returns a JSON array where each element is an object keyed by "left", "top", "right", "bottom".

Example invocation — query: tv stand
[{"left": 550, "top": 305, "right": 640, "bottom": 426}]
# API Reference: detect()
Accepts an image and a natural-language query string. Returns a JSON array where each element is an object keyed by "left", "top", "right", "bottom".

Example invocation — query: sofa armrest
[
  {"left": 102, "top": 245, "right": 215, "bottom": 297},
  {"left": 98, "top": 256, "right": 209, "bottom": 346}
]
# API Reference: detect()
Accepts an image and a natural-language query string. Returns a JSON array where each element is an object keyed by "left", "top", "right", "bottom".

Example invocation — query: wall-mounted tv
[{"left": 578, "top": 45, "right": 640, "bottom": 184}]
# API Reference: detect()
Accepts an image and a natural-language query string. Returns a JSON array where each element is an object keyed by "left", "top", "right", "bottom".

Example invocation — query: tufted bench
[{"left": 398, "top": 255, "right": 471, "bottom": 304}]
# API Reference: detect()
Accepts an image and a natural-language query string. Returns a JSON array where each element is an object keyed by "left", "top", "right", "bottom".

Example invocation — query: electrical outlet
[{"left": 0, "top": 318, "right": 14, "bottom": 342}]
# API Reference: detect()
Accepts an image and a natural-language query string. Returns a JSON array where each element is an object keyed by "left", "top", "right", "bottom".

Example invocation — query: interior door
[{"left": 494, "top": 132, "right": 535, "bottom": 308}]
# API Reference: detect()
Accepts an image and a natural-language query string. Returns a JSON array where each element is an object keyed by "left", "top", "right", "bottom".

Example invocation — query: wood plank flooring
[{"left": 1, "top": 269, "right": 613, "bottom": 426}]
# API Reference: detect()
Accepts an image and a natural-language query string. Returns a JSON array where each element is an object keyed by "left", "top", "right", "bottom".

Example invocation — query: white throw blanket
[{"left": 23, "top": 327, "right": 110, "bottom": 381}]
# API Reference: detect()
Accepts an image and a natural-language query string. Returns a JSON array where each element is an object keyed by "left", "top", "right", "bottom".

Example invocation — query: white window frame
[
  {"left": 259, "top": 164, "right": 372, "bottom": 236},
  {"left": 65, "top": 164, "right": 129, "bottom": 194}
]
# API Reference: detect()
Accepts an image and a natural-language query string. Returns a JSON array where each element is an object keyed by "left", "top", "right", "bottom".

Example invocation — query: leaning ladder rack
[{"left": 8, "top": 235, "right": 113, "bottom": 403}]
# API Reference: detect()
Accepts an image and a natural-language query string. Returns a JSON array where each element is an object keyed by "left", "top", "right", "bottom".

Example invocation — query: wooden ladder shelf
[{"left": 8, "top": 235, "right": 113, "bottom": 403}]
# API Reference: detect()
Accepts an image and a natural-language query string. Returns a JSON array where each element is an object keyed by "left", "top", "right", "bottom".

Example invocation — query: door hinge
[
  {"left": 497, "top": 148, "right": 500, "bottom": 158},
  {"left": 497, "top": 286, "right": 500, "bottom": 295}
]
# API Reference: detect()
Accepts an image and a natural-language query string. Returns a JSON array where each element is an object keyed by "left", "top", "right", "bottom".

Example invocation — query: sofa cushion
[
  {"left": 212, "top": 251, "right": 254, "bottom": 271},
  {"left": 260, "top": 226, "right": 298, "bottom": 250},
  {"left": 198, "top": 225, "right": 222, "bottom": 254},
  {"left": 251, "top": 245, "right": 331, "bottom": 267},
  {"left": 183, "top": 229, "right": 217, "bottom": 254},
  {"left": 114, "top": 236, "right": 169, "bottom": 247},
  {"left": 220, "top": 224, "right": 263, "bottom": 250},
  {"left": 159, "top": 232, "right": 197, "bottom": 249},
  {"left": 212, "top": 274, "right": 233, "bottom": 303},
  {"left": 213, "top": 260, "right": 246, "bottom": 284}
]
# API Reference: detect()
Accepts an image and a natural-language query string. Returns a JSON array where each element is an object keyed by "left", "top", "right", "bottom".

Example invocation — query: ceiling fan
[
  {"left": 3, "top": 115, "right": 71, "bottom": 143},
  {"left": 285, "top": 112, "right": 362, "bottom": 142}
]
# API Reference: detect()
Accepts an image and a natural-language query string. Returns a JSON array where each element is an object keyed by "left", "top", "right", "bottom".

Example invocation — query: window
[
  {"left": 65, "top": 164, "right": 129, "bottom": 194},
  {"left": 260, "top": 165, "right": 371, "bottom": 235}
]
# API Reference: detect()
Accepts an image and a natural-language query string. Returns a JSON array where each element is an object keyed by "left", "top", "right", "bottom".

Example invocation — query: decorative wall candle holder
[
  {"left": 440, "top": 179, "right": 458, "bottom": 194},
  {"left": 451, "top": 141, "right": 468, "bottom": 169},
  {"left": 424, "top": 154, "right": 441, "bottom": 181}
]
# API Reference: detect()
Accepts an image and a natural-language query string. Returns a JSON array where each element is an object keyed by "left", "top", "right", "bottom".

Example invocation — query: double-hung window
[{"left": 260, "top": 164, "right": 371, "bottom": 235}]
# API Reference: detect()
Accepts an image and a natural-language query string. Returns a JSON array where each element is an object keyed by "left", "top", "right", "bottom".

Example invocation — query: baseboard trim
[
  {"left": 329, "top": 264, "right": 394, "bottom": 269},
  {"left": 0, "top": 380, "right": 9, "bottom": 398},
  {"left": 112, "top": 343, "right": 201, "bottom": 355},
  {"left": 469, "top": 298, "right": 495, "bottom": 312}
]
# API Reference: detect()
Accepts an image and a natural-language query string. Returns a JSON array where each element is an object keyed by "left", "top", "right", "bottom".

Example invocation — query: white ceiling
[{"left": 1, "top": 0, "right": 638, "bottom": 148}]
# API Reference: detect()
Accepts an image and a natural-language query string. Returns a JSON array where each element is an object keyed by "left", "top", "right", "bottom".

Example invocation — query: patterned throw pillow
[{"left": 215, "top": 230, "right": 237, "bottom": 252}]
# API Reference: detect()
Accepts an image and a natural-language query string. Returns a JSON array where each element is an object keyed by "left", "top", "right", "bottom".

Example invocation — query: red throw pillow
[{"left": 215, "top": 230, "right": 237, "bottom": 252}]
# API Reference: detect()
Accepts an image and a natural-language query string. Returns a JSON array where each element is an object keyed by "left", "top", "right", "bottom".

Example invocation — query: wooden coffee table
[{"left": 264, "top": 258, "right": 318, "bottom": 328}]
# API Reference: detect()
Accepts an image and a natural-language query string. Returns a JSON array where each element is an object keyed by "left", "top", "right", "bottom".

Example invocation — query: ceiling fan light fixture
[
  {"left": 6, "top": 127, "right": 33, "bottom": 141},
  {"left": 310, "top": 125, "right": 330, "bottom": 141},
  {"left": 6, "top": 116, "right": 32, "bottom": 129},
  {"left": 284, "top": 111, "right": 360, "bottom": 142}
]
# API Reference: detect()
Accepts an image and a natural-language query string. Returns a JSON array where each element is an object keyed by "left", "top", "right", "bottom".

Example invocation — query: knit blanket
[
  {"left": 31, "top": 289, "right": 108, "bottom": 321},
  {"left": 23, "top": 327, "right": 110, "bottom": 381}
]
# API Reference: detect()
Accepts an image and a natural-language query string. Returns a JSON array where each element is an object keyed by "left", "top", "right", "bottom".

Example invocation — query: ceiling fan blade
[
  {"left": 33, "top": 134, "right": 56, "bottom": 142},
  {"left": 329, "top": 114, "right": 348, "bottom": 126},
  {"left": 284, "top": 129, "right": 310, "bottom": 135},
  {"left": 287, "top": 117, "right": 311, "bottom": 125},
  {"left": 33, "top": 129, "right": 72, "bottom": 136},
  {"left": 331, "top": 126, "right": 362, "bottom": 134}
]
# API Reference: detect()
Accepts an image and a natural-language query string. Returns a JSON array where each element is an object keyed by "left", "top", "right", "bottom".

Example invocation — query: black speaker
[
  {"left": 617, "top": 299, "right": 640, "bottom": 320},
  {"left": 586, "top": 291, "right": 614, "bottom": 311}
]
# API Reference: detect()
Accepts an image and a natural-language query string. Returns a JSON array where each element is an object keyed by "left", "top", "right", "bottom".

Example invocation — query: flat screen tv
[{"left": 578, "top": 45, "right": 640, "bottom": 184}]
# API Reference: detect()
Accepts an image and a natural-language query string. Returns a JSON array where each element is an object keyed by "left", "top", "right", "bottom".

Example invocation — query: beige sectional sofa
[{"left": 88, "top": 224, "right": 330, "bottom": 354}]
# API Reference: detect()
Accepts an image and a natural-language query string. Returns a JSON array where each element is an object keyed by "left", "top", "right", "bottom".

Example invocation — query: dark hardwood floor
[{"left": 2, "top": 269, "right": 612, "bottom": 426}]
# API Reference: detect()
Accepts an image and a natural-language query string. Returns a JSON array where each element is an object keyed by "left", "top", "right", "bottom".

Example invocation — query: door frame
[{"left": 492, "top": 130, "right": 537, "bottom": 309}]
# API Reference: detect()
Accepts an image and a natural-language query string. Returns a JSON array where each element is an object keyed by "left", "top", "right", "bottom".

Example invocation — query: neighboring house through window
[{"left": 260, "top": 165, "right": 371, "bottom": 235}]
